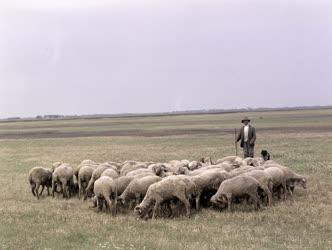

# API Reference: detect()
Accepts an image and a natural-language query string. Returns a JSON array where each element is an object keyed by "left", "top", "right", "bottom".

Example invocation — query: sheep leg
[
  {"left": 105, "top": 196, "right": 111, "bottom": 213},
  {"left": 78, "top": 180, "right": 82, "bottom": 199},
  {"left": 265, "top": 188, "right": 272, "bottom": 207},
  {"left": 261, "top": 186, "right": 272, "bottom": 206},
  {"left": 31, "top": 183, "right": 36, "bottom": 196},
  {"left": 226, "top": 195, "right": 232, "bottom": 211},
  {"left": 52, "top": 180, "right": 56, "bottom": 198},
  {"left": 97, "top": 197, "right": 103, "bottom": 212},
  {"left": 83, "top": 190, "right": 88, "bottom": 201},
  {"left": 176, "top": 194, "right": 191, "bottom": 217},
  {"left": 281, "top": 181, "right": 287, "bottom": 200},
  {"left": 62, "top": 182, "right": 67, "bottom": 199},
  {"left": 35, "top": 183, "right": 41, "bottom": 199},
  {"left": 152, "top": 200, "right": 161, "bottom": 219},
  {"left": 47, "top": 187, "right": 50, "bottom": 196},
  {"left": 249, "top": 192, "right": 260, "bottom": 210},
  {"left": 195, "top": 192, "right": 201, "bottom": 210},
  {"left": 39, "top": 185, "right": 45, "bottom": 196},
  {"left": 135, "top": 194, "right": 141, "bottom": 207}
]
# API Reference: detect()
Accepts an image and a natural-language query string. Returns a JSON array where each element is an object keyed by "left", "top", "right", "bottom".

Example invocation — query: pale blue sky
[{"left": 0, "top": 0, "right": 331, "bottom": 117}]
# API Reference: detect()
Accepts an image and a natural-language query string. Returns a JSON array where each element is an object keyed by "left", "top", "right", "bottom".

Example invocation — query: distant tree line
[{"left": 1, "top": 105, "right": 331, "bottom": 122}]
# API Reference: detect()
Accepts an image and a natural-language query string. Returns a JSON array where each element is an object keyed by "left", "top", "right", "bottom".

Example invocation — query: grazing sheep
[
  {"left": 126, "top": 168, "right": 154, "bottom": 177},
  {"left": 164, "top": 162, "right": 189, "bottom": 175},
  {"left": 85, "top": 165, "right": 111, "bottom": 195},
  {"left": 148, "top": 163, "right": 166, "bottom": 177},
  {"left": 287, "top": 174, "right": 307, "bottom": 195},
  {"left": 134, "top": 176, "right": 197, "bottom": 219},
  {"left": 111, "top": 176, "right": 135, "bottom": 197},
  {"left": 74, "top": 159, "right": 98, "bottom": 179},
  {"left": 52, "top": 163, "right": 74, "bottom": 199},
  {"left": 241, "top": 170, "right": 273, "bottom": 206},
  {"left": 28, "top": 167, "right": 52, "bottom": 199},
  {"left": 120, "top": 163, "right": 147, "bottom": 176},
  {"left": 210, "top": 175, "right": 262, "bottom": 211},
  {"left": 228, "top": 165, "right": 256, "bottom": 178},
  {"left": 241, "top": 158, "right": 262, "bottom": 167},
  {"left": 262, "top": 160, "right": 278, "bottom": 166},
  {"left": 190, "top": 170, "right": 230, "bottom": 210},
  {"left": 265, "top": 164, "right": 307, "bottom": 196},
  {"left": 216, "top": 156, "right": 243, "bottom": 165},
  {"left": 188, "top": 161, "right": 202, "bottom": 171},
  {"left": 78, "top": 165, "right": 95, "bottom": 199},
  {"left": 118, "top": 176, "right": 162, "bottom": 207},
  {"left": 50, "top": 161, "right": 63, "bottom": 173},
  {"left": 99, "top": 162, "right": 119, "bottom": 173},
  {"left": 104, "top": 161, "right": 123, "bottom": 169},
  {"left": 101, "top": 168, "right": 119, "bottom": 179},
  {"left": 264, "top": 167, "right": 287, "bottom": 200},
  {"left": 199, "top": 157, "right": 213, "bottom": 166},
  {"left": 93, "top": 176, "right": 115, "bottom": 214}
]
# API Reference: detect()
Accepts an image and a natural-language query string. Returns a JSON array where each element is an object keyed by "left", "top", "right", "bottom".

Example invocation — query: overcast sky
[{"left": 0, "top": 0, "right": 331, "bottom": 118}]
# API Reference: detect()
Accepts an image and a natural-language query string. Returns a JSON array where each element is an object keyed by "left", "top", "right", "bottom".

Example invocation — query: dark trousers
[{"left": 243, "top": 142, "right": 254, "bottom": 158}]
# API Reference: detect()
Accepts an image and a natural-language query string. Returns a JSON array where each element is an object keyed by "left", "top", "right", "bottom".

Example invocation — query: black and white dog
[{"left": 261, "top": 150, "right": 270, "bottom": 161}]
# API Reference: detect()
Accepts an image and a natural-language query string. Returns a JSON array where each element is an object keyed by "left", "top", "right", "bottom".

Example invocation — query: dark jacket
[{"left": 236, "top": 125, "right": 256, "bottom": 148}]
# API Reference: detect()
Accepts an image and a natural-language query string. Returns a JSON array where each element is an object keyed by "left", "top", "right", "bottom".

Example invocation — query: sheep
[
  {"left": 241, "top": 157, "right": 262, "bottom": 167},
  {"left": 107, "top": 175, "right": 138, "bottom": 214},
  {"left": 148, "top": 163, "right": 166, "bottom": 176},
  {"left": 78, "top": 165, "right": 95, "bottom": 199},
  {"left": 52, "top": 163, "right": 74, "bottom": 199},
  {"left": 120, "top": 163, "right": 148, "bottom": 176},
  {"left": 74, "top": 159, "right": 98, "bottom": 179},
  {"left": 241, "top": 170, "right": 273, "bottom": 206},
  {"left": 134, "top": 175, "right": 197, "bottom": 219},
  {"left": 85, "top": 165, "right": 111, "bottom": 195},
  {"left": 111, "top": 176, "right": 135, "bottom": 197},
  {"left": 228, "top": 165, "right": 256, "bottom": 178},
  {"left": 264, "top": 167, "right": 287, "bottom": 200},
  {"left": 101, "top": 168, "right": 119, "bottom": 179},
  {"left": 265, "top": 164, "right": 307, "bottom": 196},
  {"left": 118, "top": 175, "right": 162, "bottom": 207},
  {"left": 104, "top": 161, "right": 122, "bottom": 169},
  {"left": 188, "top": 161, "right": 202, "bottom": 171},
  {"left": 99, "top": 162, "right": 119, "bottom": 173},
  {"left": 164, "top": 162, "right": 189, "bottom": 175},
  {"left": 28, "top": 167, "right": 52, "bottom": 199},
  {"left": 262, "top": 160, "right": 278, "bottom": 166},
  {"left": 50, "top": 161, "right": 63, "bottom": 173},
  {"left": 93, "top": 176, "right": 115, "bottom": 214},
  {"left": 210, "top": 175, "right": 262, "bottom": 211},
  {"left": 216, "top": 156, "right": 243, "bottom": 165},
  {"left": 190, "top": 170, "right": 230, "bottom": 210},
  {"left": 125, "top": 168, "right": 154, "bottom": 177},
  {"left": 199, "top": 157, "right": 213, "bottom": 166}
]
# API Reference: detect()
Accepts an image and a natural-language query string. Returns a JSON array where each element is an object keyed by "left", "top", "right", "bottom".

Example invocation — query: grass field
[{"left": 0, "top": 109, "right": 331, "bottom": 249}]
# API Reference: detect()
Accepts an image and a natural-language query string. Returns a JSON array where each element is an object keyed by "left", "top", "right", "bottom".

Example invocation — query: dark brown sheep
[{"left": 28, "top": 167, "right": 52, "bottom": 199}]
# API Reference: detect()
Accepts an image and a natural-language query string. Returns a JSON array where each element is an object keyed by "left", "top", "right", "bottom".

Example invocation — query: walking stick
[{"left": 234, "top": 128, "right": 238, "bottom": 156}]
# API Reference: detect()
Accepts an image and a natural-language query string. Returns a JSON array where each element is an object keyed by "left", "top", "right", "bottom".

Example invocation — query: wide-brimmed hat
[{"left": 241, "top": 116, "right": 250, "bottom": 123}]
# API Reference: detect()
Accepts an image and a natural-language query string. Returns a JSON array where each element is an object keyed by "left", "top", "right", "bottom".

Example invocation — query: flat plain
[{"left": 0, "top": 109, "right": 331, "bottom": 249}]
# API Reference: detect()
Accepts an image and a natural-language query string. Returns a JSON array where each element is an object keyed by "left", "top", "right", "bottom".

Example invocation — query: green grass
[{"left": 0, "top": 109, "right": 331, "bottom": 249}]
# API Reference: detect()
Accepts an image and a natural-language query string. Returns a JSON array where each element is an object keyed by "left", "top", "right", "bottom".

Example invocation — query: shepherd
[{"left": 235, "top": 116, "right": 256, "bottom": 158}]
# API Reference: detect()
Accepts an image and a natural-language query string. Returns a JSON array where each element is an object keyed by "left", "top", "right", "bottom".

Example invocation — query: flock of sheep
[{"left": 28, "top": 153, "right": 308, "bottom": 219}]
